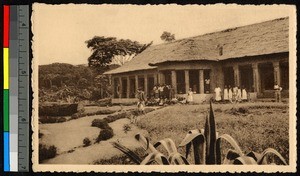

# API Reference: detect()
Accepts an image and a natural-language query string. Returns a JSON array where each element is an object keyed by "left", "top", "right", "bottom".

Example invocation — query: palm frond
[{"left": 111, "top": 141, "right": 142, "bottom": 164}]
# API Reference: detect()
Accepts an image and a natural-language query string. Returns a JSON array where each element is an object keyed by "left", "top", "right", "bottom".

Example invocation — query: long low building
[{"left": 104, "top": 17, "right": 289, "bottom": 103}]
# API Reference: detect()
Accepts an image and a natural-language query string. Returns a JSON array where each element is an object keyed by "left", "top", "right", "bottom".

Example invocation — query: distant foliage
[
  {"left": 160, "top": 31, "right": 175, "bottom": 42},
  {"left": 39, "top": 63, "right": 94, "bottom": 89},
  {"left": 39, "top": 63, "right": 113, "bottom": 103}
]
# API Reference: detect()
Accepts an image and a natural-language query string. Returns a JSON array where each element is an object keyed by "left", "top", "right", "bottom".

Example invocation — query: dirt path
[{"left": 40, "top": 116, "right": 148, "bottom": 164}]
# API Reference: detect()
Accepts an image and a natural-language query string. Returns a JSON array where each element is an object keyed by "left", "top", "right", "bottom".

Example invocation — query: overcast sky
[{"left": 32, "top": 4, "right": 292, "bottom": 65}]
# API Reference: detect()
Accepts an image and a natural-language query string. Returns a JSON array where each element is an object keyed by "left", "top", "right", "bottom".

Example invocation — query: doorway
[
  {"left": 189, "top": 70, "right": 199, "bottom": 93},
  {"left": 259, "top": 62, "right": 274, "bottom": 91},
  {"left": 239, "top": 65, "right": 254, "bottom": 92}
]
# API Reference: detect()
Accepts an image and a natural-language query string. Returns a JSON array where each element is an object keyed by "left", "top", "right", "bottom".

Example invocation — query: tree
[
  {"left": 85, "top": 36, "right": 152, "bottom": 72},
  {"left": 160, "top": 31, "right": 175, "bottom": 42}
]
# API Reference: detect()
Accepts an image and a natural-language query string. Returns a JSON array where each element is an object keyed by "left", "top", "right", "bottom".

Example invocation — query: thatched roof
[{"left": 105, "top": 17, "right": 288, "bottom": 75}]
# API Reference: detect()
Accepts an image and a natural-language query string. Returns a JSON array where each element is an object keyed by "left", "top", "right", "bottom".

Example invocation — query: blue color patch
[{"left": 4, "top": 132, "right": 10, "bottom": 171}]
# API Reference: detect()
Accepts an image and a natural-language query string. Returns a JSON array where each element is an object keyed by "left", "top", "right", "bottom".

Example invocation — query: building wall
[
  {"left": 221, "top": 52, "right": 289, "bottom": 97},
  {"left": 111, "top": 69, "right": 158, "bottom": 98},
  {"left": 110, "top": 52, "right": 289, "bottom": 100}
]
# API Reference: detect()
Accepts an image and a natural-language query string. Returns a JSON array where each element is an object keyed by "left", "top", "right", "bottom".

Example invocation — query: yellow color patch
[{"left": 3, "top": 48, "right": 9, "bottom": 89}]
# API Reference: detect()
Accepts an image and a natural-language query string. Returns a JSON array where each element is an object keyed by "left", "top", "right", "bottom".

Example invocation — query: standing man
[
  {"left": 137, "top": 87, "right": 146, "bottom": 115},
  {"left": 274, "top": 82, "right": 282, "bottom": 102}
]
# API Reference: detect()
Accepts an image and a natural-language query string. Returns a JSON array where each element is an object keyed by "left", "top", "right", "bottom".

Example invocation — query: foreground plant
[{"left": 112, "top": 102, "right": 287, "bottom": 165}]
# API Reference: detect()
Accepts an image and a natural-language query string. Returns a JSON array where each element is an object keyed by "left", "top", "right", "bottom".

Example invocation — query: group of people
[
  {"left": 151, "top": 84, "right": 174, "bottom": 100},
  {"left": 214, "top": 85, "right": 248, "bottom": 103},
  {"left": 136, "top": 82, "right": 283, "bottom": 114}
]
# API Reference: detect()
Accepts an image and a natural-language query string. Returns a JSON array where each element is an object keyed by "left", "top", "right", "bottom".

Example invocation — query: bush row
[
  {"left": 39, "top": 116, "right": 67, "bottom": 124},
  {"left": 39, "top": 103, "right": 78, "bottom": 116},
  {"left": 71, "top": 109, "right": 116, "bottom": 119}
]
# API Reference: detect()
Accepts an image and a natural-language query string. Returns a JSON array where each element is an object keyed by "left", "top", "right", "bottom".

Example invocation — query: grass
[
  {"left": 94, "top": 147, "right": 147, "bottom": 165},
  {"left": 136, "top": 102, "right": 289, "bottom": 164}
]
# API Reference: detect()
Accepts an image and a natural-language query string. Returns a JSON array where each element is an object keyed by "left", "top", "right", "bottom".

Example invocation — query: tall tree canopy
[
  {"left": 86, "top": 36, "right": 152, "bottom": 71},
  {"left": 160, "top": 31, "right": 175, "bottom": 42}
]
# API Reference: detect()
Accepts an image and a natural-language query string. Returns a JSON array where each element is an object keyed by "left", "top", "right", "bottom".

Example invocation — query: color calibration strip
[
  {"left": 3, "top": 5, "right": 29, "bottom": 172},
  {"left": 9, "top": 5, "right": 19, "bottom": 171},
  {"left": 3, "top": 5, "right": 10, "bottom": 172}
]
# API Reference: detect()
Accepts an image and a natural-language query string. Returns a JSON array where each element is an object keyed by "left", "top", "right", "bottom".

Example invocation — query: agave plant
[
  {"left": 179, "top": 101, "right": 287, "bottom": 165},
  {"left": 112, "top": 133, "right": 188, "bottom": 165},
  {"left": 112, "top": 101, "right": 287, "bottom": 165}
]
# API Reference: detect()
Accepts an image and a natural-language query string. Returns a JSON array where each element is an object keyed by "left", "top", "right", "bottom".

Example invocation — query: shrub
[
  {"left": 39, "top": 116, "right": 58, "bottom": 124},
  {"left": 226, "top": 107, "right": 249, "bottom": 115},
  {"left": 104, "top": 112, "right": 131, "bottom": 123},
  {"left": 56, "top": 117, "right": 67, "bottom": 123},
  {"left": 83, "top": 137, "right": 91, "bottom": 147},
  {"left": 39, "top": 144, "right": 57, "bottom": 163},
  {"left": 91, "top": 119, "right": 109, "bottom": 129},
  {"left": 71, "top": 109, "right": 116, "bottom": 119},
  {"left": 39, "top": 132, "right": 44, "bottom": 138},
  {"left": 96, "top": 128, "right": 114, "bottom": 143},
  {"left": 123, "top": 124, "right": 132, "bottom": 134},
  {"left": 71, "top": 112, "right": 81, "bottom": 119},
  {"left": 96, "top": 98, "right": 112, "bottom": 107},
  {"left": 39, "top": 103, "right": 78, "bottom": 116},
  {"left": 39, "top": 116, "right": 67, "bottom": 123},
  {"left": 96, "top": 109, "right": 116, "bottom": 115}
]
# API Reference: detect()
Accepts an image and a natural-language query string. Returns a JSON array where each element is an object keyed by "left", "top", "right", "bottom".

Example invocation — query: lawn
[{"left": 136, "top": 102, "right": 289, "bottom": 164}]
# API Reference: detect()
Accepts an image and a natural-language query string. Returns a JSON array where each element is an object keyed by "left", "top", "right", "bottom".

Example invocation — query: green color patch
[{"left": 3, "top": 90, "right": 9, "bottom": 131}]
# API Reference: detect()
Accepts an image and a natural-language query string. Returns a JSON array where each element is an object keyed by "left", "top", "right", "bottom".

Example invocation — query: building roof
[{"left": 105, "top": 17, "right": 288, "bottom": 75}]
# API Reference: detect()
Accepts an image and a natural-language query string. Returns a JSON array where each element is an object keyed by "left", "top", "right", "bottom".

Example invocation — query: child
[
  {"left": 187, "top": 88, "right": 194, "bottom": 104},
  {"left": 223, "top": 85, "right": 229, "bottom": 102}
]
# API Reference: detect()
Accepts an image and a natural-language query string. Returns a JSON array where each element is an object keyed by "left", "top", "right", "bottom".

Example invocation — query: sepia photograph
[{"left": 31, "top": 4, "right": 297, "bottom": 172}]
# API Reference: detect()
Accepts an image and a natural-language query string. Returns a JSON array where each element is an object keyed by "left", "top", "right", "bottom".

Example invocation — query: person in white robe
[
  {"left": 241, "top": 86, "right": 248, "bottom": 101},
  {"left": 228, "top": 85, "right": 233, "bottom": 103},
  {"left": 214, "top": 86, "right": 222, "bottom": 102},
  {"left": 223, "top": 85, "right": 229, "bottom": 102}
]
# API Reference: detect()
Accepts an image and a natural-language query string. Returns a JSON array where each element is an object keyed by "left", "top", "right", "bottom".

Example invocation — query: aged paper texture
[{"left": 32, "top": 3, "right": 297, "bottom": 172}]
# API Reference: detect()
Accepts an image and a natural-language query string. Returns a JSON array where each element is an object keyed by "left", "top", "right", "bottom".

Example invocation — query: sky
[{"left": 32, "top": 4, "right": 293, "bottom": 65}]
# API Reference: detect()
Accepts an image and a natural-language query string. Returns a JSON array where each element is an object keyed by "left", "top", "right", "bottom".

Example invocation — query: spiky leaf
[
  {"left": 154, "top": 138, "right": 178, "bottom": 155},
  {"left": 233, "top": 156, "right": 258, "bottom": 165},
  {"left": 257, "top": 148, "right": 288, "bottom": 165},
  {"left": 111, "top": 142, "right": 142, "bottom": 164},
  {"left": 204, "top": 101, "right": 217, "bottom": 164}
]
